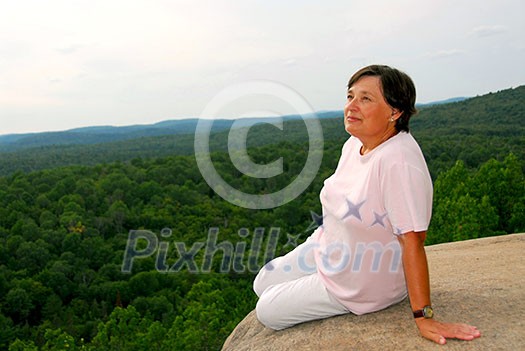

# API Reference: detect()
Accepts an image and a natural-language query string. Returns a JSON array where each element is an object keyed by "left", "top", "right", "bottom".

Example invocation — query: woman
[{"left": 253, "top": 65, "right": 481, "bottom": 345}]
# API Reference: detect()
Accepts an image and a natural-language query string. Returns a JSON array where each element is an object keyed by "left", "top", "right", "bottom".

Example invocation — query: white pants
[{"left": 253, "top": 236, "right": 349, "bottom": 330}]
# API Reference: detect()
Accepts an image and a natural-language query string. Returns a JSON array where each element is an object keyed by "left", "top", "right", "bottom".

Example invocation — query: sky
[{"left": 0, "top": 0, "right": 524, "bottom": 135}]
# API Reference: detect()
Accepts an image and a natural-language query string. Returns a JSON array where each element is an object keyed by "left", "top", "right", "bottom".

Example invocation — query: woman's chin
[{"left": 344, "top": 124, "right": 357, "bottom": 136}]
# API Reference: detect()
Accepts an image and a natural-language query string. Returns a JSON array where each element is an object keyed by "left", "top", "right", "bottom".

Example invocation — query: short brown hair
[{"left": 347, "top": 65, "right": 417, "bottom": 132}]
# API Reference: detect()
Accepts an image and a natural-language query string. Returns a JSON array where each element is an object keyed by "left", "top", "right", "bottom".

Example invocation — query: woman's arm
[{"left": 397, "top": 231, "right": 481, "bottom": 345}]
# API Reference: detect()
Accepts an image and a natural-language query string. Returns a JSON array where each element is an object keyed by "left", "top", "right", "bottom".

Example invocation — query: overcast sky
[{"left": 0, "top": 0, "right": 523, "bottom": 135}]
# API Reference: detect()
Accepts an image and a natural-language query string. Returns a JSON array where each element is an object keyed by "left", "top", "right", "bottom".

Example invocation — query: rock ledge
[{"left": 222, "top": 234, "right": 525, "bottom": 351}]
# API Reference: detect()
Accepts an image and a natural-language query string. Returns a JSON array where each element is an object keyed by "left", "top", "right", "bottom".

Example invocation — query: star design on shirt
[
  {"left": 370, "top": 211, "right": 388, "bottom": 228},
  {"left": 393, "top": 226, "right": 404, "bottom": 235},
  {"left": 342, "top": 198, "right": 365, "bottom": 222}
]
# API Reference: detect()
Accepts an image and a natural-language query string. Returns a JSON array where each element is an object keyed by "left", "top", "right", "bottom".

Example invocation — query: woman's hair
[{"left": 347, "top": 65, "right": 417, "bottom": 132}]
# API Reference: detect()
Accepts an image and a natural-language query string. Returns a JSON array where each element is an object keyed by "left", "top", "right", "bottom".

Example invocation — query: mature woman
[{"left": 253, "top": 65, "right": 481, "bottom": 345}]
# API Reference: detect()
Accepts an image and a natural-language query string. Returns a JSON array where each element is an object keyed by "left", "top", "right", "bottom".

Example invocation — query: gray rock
[{"left": 222, "top": 233, "right": 525, "bottom": 351}]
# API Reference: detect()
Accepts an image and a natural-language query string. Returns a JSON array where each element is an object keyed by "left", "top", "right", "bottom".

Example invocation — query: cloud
[
  {"left": 283, "top": 59, "right": 297, "bottom": 66},
  {"left": 468, "top": 25, "right": 508, "bottom": 38},
  {"left": 422, "top": 49, "right": 465, "bottom": 60},
  {"left": 55, "top": 44, "right": 84, "bottom": 55}
]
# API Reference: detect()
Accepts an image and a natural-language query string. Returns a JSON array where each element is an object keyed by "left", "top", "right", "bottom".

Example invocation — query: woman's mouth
[{"left": 346, "top": 115, "right": 360, "bottom": 123}]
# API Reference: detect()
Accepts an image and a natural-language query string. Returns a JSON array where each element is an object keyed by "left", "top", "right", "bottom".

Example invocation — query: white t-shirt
[{"left": 312, "top": 132, "right": 433, "bottom": 315}]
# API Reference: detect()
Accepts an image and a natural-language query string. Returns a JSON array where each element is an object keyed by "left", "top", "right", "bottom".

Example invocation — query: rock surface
[{"left": 222, "top": 233, "right": 525, "bottom": 351}]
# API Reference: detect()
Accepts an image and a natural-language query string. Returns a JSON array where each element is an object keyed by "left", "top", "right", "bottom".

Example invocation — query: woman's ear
[{"left": 391, "top": 108, "right": 402, "bottom": 120}]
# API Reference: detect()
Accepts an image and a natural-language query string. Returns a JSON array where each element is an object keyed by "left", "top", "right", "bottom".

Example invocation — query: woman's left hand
[{"left": 415, "top": 318, "right": 481, "bottom": 345}]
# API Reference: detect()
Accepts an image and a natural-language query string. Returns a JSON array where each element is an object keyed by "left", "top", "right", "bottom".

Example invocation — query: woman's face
[{"left": 344, "top": 75, "right": 395, "bottom": 139}]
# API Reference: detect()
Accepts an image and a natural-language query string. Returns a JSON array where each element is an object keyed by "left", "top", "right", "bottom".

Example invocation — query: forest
[{"left": 0, "top": 86, "right": 524, "bottom": 350}]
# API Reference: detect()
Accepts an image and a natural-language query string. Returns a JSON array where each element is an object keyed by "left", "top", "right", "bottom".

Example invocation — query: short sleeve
[{"left": 382, "top": 162, "right": 433, "bottom": 235}]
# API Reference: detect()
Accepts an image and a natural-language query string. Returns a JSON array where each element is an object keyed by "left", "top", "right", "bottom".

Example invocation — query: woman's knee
[
  {"left": 252, "top": 261, "right": 277, "bottom": 297},
  {"left": 255, "top": 294, "right": 287, "bottom": 330},
  {"left": 252, "top": 268, "right": 266, "bottom": 297}
]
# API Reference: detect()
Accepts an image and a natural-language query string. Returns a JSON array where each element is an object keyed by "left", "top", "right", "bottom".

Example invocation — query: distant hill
[
  {"left": 0, "top": 112, "right": 341, "bottom": 152},
  {"left": 410, "top": 86, "right": 525, "bottom": 175},
  {"left": 0, "top": 115, "right": 346, "bottom": 176},
  {"left": 0, "top": 95, "right": 468, "bottom": 151},
  {"left": 416, "top": 96, "right": 468, "bottom": 108},
  {"left": 0, "top": 118, "right": 223, "bottom": 152},
  {"left": 0, "top": 87, "right": 523, "bottom": 177}
]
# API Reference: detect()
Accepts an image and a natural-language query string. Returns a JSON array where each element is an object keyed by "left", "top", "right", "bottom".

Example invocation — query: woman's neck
[{"left": 359, "top": 128, "right": 399, "bottom": 155}]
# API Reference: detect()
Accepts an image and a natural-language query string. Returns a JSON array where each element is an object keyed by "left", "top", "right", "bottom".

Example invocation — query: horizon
[
  {"left": 1, "top": 0, "right": 523, "bottom": 136},
  {"left": 0, "top": 91, "right": 491, "bottom": 137},
  {"left": 0, "top": 90, "right": 504, "bottom": 137}
]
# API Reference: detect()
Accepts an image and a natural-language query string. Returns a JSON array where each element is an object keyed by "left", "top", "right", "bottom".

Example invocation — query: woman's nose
[{"left": 345, "top": 98, "right": 357, "bottom": 113}]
